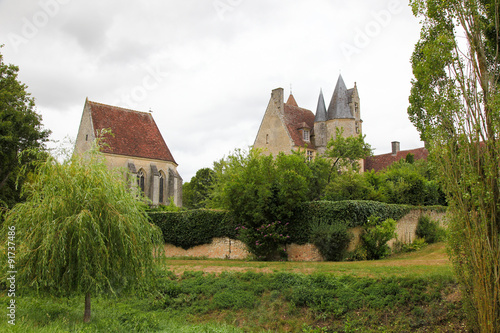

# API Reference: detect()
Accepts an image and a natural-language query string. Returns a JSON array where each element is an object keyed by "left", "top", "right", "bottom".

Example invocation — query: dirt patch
[{"left": 170, "top": 265, "right": 274, "bottom": 276}]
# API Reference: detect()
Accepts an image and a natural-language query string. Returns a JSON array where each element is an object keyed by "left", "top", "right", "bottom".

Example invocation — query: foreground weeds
[{"left": 0, "top": 268, "right": 466, "bottom": 332}]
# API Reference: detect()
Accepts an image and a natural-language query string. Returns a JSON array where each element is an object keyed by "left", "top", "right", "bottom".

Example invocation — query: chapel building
[{"left": 74, "top": 99, "right": 182, "bottom": 206}]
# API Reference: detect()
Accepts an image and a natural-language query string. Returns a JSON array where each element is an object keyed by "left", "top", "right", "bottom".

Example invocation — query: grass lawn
[
  {"left": 0, "top": 243, "right": 466, "bottom": 332},
  {"left": 162, "top": 243, "right": 452, "bottom": 278}
]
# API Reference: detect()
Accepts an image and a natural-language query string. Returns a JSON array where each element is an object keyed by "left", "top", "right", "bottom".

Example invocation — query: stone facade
[
  {"left": 254, "top": 74, "right": 361, "bottom": 161},
  {"left": 74, "top": 99, "right": 182, "bottom": 206}
]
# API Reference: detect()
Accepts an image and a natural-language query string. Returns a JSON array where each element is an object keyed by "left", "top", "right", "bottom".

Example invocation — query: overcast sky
[{"left": 0, "top": 0, "right": 423, "bottom": 182}]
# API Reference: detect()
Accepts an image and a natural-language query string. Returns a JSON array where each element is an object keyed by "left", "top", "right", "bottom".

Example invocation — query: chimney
[
  {"left": 391, "top": 141, "right": 400, "bottom": 155},
  {"left": 271, "top": 88, "right": 284, "bottom": 113}
]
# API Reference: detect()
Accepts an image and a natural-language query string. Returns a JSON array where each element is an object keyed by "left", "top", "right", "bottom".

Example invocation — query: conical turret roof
[
  {"left": 327, "top": 74, "right": 354, "bottom": 119},
  {"left": 286, "top": 93, "right": 298, "bottom": 107},
  {"left": 314, "top": 89, "right": 327, "bottom": 122}
]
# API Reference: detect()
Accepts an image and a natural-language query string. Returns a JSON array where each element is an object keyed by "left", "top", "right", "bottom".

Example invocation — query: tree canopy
[
  {"left": 0, "top": 47, "right": 50, "bottom": 209},
  {"left": 182, "top": 167, "right": 216, "bottom": 209}
]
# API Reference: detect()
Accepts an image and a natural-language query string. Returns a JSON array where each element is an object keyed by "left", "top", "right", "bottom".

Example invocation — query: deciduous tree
[
  {"left": 0, "top": 47, "right": 50, "bottom": 209},
  {"left": 409, "top": 0, "right": 500, "bottom": 330},
  {"left": 2, "top": 145, "right": 162, "bottom": 323}
]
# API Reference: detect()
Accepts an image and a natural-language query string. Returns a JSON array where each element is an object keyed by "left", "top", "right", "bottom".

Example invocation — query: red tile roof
[
  {"left": 364, "top": 147, "right": 428, "bottom": 172},
  {"left": 283, "top": 98, "right": 316, "bottom": 149},
  {"left": 87, "top": 100, "right": 177, "bottom": 164},
  {"left": 286, "top": 94, "right": 298, "bottom": 107}
]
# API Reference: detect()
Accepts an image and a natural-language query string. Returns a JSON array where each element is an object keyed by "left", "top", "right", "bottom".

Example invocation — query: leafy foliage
[
  {"left": 182, "top": 168, "right": 215, "bottom": 209},
  {"left": 236, "top": 221, "right": 290, "bottom": 261},
  {"left": 290, "top": 200, "right": 410, "bottom": 244},
  {"left": 323, "top": 127, "right": 372, "bottom": 177},
  {"left": 149, "top": 209, "right": 237, "bottom": 250},
  {"left": 309, "top": 219, "right": 353, "bottom": 261},
  {"left": 409, "top": 0, "right": 500, "bottom": 330},
  {"left": 0, "top": 47, "right": 50, "bottom": 208},
  {"left": 0, "top": 146, "right": 163, "bottom": 321},
  {"left": 360, "top": 216, "right": 397, "bottom": 260},
  {"left": 415, "top": 215, "right": 446, "bottom": 244}
]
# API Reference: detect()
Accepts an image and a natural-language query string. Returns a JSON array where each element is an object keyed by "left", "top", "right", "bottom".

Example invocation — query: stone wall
[{"left": 163, "top": 210, "right": 447, "bottom": 261}]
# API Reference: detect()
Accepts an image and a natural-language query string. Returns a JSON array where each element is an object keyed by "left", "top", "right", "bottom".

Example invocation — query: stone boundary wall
[{"left": 163, "top": 209, "right": 447, "bottom": 261}]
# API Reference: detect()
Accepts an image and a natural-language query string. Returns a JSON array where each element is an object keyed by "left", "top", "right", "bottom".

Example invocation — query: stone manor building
[
  {"left": 74, "top": 99, "right": 182, "bottom": 206},
  {"left": 254, "top": 74, "right": 362, "bottom": 164}
]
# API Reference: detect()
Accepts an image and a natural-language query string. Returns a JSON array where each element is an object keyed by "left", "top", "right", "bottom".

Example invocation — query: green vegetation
[
  {"left": 409, "top": 0, "right": 500, "bottom": 330},
  {"left": 359, "top": 217, "right": 397, "bottom": 260},
  {"left": 149, "top": 209, "right": 237, "bottom": 250},
  {"left": 415, "top": 215, "right": 446, "bottom": 244},
  {"left": 0, "top": 144, "right": 162, "bottom": 322},
  {"left": 182, "top": 167, "right": 216, "bottom": 209},
  {"left": 309, "top": 219, "right": 352, "bottom": 261},
  {"left": 0, "top": 246, "right": 465, "bottom": 332},
  {"left": 0, "top": 47, "right": 50, "bottom": 211}
]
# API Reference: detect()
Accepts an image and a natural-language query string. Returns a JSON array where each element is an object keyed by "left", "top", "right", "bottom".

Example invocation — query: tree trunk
[{"left": 83, "top": 292, "right": 91, "bottom": 323}]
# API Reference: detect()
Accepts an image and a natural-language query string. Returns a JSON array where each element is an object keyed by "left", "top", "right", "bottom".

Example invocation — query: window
[
  {"left": 355, "top": 102, "right": 359, "bottom": 115},
  {"left": 137, "top": 170, "right": 145, "bottom": 194},
  {"left": 303, "top": 129, "right": 310, "bottom": 142},
  {"left": 266, "top": 134, "right": 269, "bottom": 144},
  {"left": 85, "top": 134, "right": 88, "bottom": 141},
  {"left": 355, "top": 121, "right": 359, "bottom": 134},
  {"left": 159, "top": 172, "right": 164, "bottom": 204},
  {"left": 306, "top": 150, "right": 313, "bottom": 162}
]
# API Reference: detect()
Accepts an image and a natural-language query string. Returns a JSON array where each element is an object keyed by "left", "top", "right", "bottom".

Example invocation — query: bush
[
  {"left": 360, "top": 216, "right": 397, "bottom": 260},
  {"left": 149, "top": 209, "right": 237, "bottom": 249},
  {"left": 309, "top": 219, "right": 353, "bottom": 261},
  {"left": 237, "top": 221, "right": 289, "bottom": 261},
  {"left": 416, "top": 215, "right": 446, "bottom": 244},
  {"left": 394, "top": 237, "right": 427, "bottom": 253}
]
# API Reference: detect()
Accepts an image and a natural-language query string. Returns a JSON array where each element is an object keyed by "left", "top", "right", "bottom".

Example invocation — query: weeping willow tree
[
  {"left": 409, "top": 0, "right": 500, "bottom": 331},
  {"left": 1, "top": 144, "right": 162, "bottom": 323}
]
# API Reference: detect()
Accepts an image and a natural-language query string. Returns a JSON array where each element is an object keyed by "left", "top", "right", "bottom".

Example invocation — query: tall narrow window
[
  {"left": 137, "top": 170, "right": 145, "bottom": 194},
  {"left": 159, "top": 172, "right": 164, "bottom": 204},
  {"left": 266, "top": 134, "right": 269, "bottom": 144},
  {"left": 306, "top": 150, "right": 313, "bottom": 162},
  {"left": 303, "top": 129, "right": 310, "bottom": 142}
]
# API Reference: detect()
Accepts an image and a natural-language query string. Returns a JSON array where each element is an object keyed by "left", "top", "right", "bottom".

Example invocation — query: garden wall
[{"left": 162, "top": 209, "right": 447, "bottom": 261}]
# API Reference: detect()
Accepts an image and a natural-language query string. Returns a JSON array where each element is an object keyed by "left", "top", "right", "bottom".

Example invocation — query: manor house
[
  {"left": 74, "top": 99, "right": 182, "bottom": 206},
  {"left": 254, "top": 74, "right": 428, "bottom": 170},
  {"left": 254, "top": 74, "right": 362, "bottom": 164}
]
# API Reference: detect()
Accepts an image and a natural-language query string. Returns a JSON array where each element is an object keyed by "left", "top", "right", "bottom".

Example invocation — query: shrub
[
  {"left": 309, "top": 219, "right": 353, "bottom": 261},
  {"left": 149, "top": 209, "right": 237, "bottom": 249},
  {"left": 237, "top": 221, "right": 289, "bottom": 261},
  {"left": 416, "top": 215, "right": 446, "bottom": 244},
  {"left": 394, "top": 237, "right": 427, "bottom": 253},
  {"left": 360, "top": 216, "right": 397, "bottom": 260}
]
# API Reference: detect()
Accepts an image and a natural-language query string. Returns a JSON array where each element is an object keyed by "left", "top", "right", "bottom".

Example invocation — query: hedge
[
  {"left": 148, "top": 209, "right": 237, "bottom": 250},
  {"left": 288, "top": 201, "right": 412, "bottom": 244},
  {"left": 149, "top": 201, "right": 446, "bottom": 250}
]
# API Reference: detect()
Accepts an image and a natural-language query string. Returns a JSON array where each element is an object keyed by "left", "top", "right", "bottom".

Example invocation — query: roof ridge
[{"left": 87, "top": 99, "right": 151, "bottom": 116}]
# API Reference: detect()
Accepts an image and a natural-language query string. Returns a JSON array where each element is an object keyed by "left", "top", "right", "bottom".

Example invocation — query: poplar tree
[
  {"left": 2, "top": 146, "right": 162, "bottom": 323},
  {"left": 409, "top": 1, "right": 500, "bottom": 331}
]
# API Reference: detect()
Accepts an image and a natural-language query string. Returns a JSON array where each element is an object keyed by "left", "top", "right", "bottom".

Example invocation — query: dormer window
[{"left": 303, "top": 129, "right": 310, "bottom": 142}]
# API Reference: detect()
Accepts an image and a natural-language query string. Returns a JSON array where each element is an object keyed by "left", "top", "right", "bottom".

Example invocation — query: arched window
[
  {"left": 159, "top": 172, "right": 165, "bottom": 204},
  {"left": 137, "top": 170, "right": 145, "bottom": 194}
]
